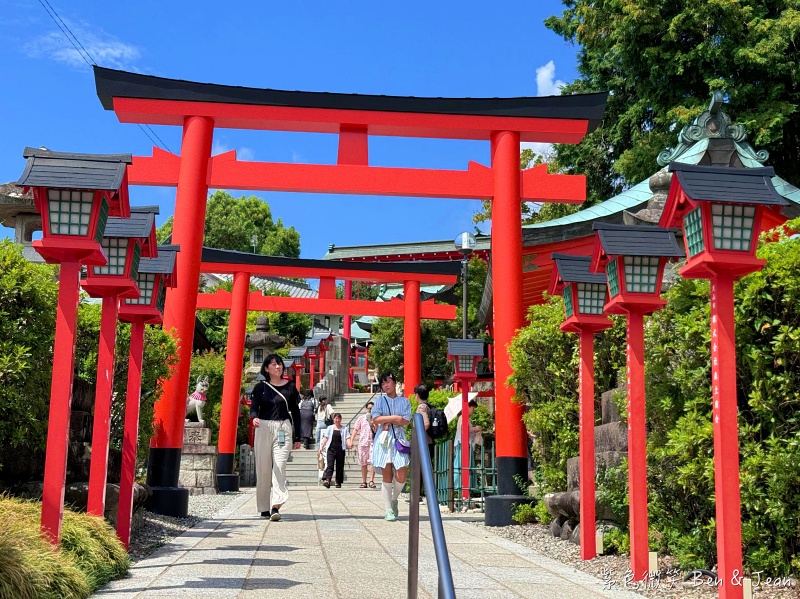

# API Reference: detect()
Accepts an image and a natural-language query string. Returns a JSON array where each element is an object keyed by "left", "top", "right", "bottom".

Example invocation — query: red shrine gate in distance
[
  {"left": 194, "top": 247, "right": 460, "bottom": 498},
  {"left": 94, "top": 66, "right": 606, "bottom": 524}
]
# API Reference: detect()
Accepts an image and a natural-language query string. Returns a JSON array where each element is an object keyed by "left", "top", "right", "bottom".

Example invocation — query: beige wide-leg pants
[{"left": 254, "top": 419, "right": 292, "bottom": 513}]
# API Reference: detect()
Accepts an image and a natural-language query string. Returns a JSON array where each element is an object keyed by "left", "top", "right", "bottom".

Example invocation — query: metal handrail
[
  {"left": 345, "top": 391, "right": 379, "bottom": 430},
  {"left": 408, "top": 413, "right": 455, "bottom": 599}
]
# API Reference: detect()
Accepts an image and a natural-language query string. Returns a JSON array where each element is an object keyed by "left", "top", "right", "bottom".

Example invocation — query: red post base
[{"left": 578, "top": 330, "right": 597, "bottom": 560}]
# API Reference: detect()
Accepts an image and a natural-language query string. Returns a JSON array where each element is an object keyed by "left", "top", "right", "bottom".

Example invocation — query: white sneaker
[{"left": 385, "top": 510, "right": 397, "bottom": 522}]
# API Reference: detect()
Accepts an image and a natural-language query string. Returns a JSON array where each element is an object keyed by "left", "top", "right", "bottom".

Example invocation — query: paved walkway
[{"left": 97, "top": 486, "right": 646, "bottom": 599}]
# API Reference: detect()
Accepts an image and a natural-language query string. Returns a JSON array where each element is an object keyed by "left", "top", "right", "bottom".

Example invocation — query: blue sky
[{"left": 2, "top": 1, "right": 579, "bottom": 259}]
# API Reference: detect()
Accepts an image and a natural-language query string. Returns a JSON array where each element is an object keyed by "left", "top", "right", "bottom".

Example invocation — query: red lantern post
[
  {"left": 661, "top": 163, "right": 790, "bottom": 599},
  {"left": 116, "top": 244, "right": 178, "bottom": 548},
  {"left": 549, "top": 253, "right": 612, "bottom": 560},
  {"left": 17, "top": 148, "right": 132, "bottom": 544},
  {"left": 590, "top": 223, "right": 684, "bottom": 580}
]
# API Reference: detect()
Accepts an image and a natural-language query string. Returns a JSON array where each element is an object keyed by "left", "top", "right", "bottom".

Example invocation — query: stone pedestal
[
  {"left": 239, "top": 444, "right": 256, "bottom": 487},
  {"left": 179, "top": 424, "right": 217, "bottom": 495}
]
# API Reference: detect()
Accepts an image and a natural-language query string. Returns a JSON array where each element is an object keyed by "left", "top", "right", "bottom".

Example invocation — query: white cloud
[
  {"left": 24, "top": 22, "right": 141, "bottom": 71},
  {"left": 536, "top": 60, "right": 566, "bottom": 97},
  {"left": 521, "top": 61, "right": 567, "bottom": 160},
  {"left": 211, "top": 140, "right": 255, "bottom": 161}
]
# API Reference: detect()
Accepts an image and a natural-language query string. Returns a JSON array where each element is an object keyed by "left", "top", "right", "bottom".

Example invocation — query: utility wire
[
  {"left": 37, "top": 0, "right": 92, "bottom": 67},
  {"left": 36, "top": 0, "right": 174, "bottom": 154},
  {"left": 41, "top": 0, "right": 97, "bottom": 65}
]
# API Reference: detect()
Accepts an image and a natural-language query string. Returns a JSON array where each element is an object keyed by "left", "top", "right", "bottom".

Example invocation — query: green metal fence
[{"left": 433, "top": 438, "right": 497, "bottom": 511}]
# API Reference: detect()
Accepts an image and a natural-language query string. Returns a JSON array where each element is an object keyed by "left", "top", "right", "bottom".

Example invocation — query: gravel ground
[
  {"left": 128, "top": 493, "right": 796, "bottom": 599},
  {"left": 128, "top": 491, "right": 244, "bottom": 562},
  {"left": 472, "top": 521, "right": 797, "bottom": 599}
]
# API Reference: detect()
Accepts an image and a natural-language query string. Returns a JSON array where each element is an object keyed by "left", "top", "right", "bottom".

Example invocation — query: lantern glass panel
[
  {"left": 624, "top": 256, "right": 660, "bottom": 293},
  {"left": 47, "top": 189, "right": 94, "bottom": 236},
  {"left": 254, "top": 348, "right": 263, "bottom": 365},
  {"left": 711, "top": 204, "right": 755, "bottom": 251},
  {"left": 577, "top": 283, "right": 605, "bottom": 314},
  {"left": 127, "top": 273, "right": 155, "bottom": 305},
  {"left": 562, "top": 284, "right": 574, "bottom": 318},
  {"left": 606, "top": 258, "right": 620, "bottom": 297},
  {"left": 94, "top": 238, "right": 128, "bottom": 276},
  {"left": 683, "top": 207, "right": 705, "bottom": 257},
  {"left": 457, "top": 355, "right": 474, "bottom": 373}
]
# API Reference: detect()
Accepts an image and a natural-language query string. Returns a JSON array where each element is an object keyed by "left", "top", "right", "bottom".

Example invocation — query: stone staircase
[{"left": 285, "top": 392, "right": 376, "bottom": 486}]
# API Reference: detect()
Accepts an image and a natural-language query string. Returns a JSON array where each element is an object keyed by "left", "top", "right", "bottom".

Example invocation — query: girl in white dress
[{"left": 370, "top": 372, "right": 411, "bottom": 521}]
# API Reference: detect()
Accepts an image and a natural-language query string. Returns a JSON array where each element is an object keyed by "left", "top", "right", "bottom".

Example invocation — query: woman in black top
[{"left": 250, "top": 353, "right": 302, "bottom": 521}]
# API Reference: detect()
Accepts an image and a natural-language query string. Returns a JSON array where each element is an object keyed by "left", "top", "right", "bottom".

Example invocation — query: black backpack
[{"left": 428, "top": 405, "right": 449, "bottom": 439}]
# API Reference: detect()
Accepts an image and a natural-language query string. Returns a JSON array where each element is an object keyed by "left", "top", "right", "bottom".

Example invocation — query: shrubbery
[
  {"left": 0, "top": 495, "right": 129, "bottom": 598},
  {"left": 510, "top": 227, "right": 800, "bottom": 574}
]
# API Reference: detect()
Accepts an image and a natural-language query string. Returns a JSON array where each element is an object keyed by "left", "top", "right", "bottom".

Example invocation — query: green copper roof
[{"left": 523, "top": 179, "right": 653, "bottom": 230}]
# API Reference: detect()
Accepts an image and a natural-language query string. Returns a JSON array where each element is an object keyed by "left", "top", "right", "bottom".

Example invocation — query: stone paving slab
[{"left": 95, "top": 486, "right": 646, "bottom": 599}]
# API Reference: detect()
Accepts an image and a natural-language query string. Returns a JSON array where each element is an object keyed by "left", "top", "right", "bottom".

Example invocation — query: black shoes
[
  {"left": 270, "top": 507, "right": 281, "bottom": 521},
  {"left": 260, "top": 511, "right": 269, "bottom": 518},
  {"left": 323, "top": 480, "right": 330, "bottom": 488}
]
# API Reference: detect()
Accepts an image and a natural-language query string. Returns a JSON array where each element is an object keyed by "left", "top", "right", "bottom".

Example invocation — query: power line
[
  {"left": 36, "top": 0, "right": 174, "bottom": 154},
  {"left": 36, "top": 0, "right": 92, "bottom": 67},
  {"left": 41, "top": 0, "right": 97, "bottom": 65}
]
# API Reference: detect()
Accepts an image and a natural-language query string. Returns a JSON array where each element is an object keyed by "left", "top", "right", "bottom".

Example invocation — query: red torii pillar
[
  {"left": 403, "top": 280, "right": 421, "bottom": 395},
  {"left": 147, "top": 116, "right": 214, "bottom": 515},
  {"left": 485, "top": 130, "right": 528, "bottom": 526},
  {"left": 343, "top": 280, "right": 353, "bottom": 388},
  {"left": 217, "top": 271, "right": 250, "bottom": 492}
]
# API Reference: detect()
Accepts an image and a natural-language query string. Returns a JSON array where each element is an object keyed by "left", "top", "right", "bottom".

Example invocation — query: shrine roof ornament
[
  {"left": 18, "top": 147, "right": 132, "bottom": 191},
  {"left": 93, "top": 66, "right": 607, "bottom": 131},
  {"left": 657, "top": 91, "right": 769, "bottom": 166},
  {"left": 667, "top": 164, "right": 789, "bottom": 207}
]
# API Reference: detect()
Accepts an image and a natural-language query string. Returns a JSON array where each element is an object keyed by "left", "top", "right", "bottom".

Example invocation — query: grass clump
[{"left": 0, "top": 495, "right": 129, "bottom": 599}]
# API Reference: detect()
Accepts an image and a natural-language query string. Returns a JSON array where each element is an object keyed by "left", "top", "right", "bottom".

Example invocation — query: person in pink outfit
[{"left": 349, "top": 400, "right": 376, "bottom": 488}]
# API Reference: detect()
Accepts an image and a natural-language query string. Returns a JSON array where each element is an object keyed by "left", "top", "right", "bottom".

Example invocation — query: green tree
[
  {"left": 157, "top": 190, "right": 301, "bottom": 257},
  {"left": 545, "top": 0, "right": 800, "bottom": 201},
  {"left": 0, "top": 241, "right": 58, "bottom": 479}
]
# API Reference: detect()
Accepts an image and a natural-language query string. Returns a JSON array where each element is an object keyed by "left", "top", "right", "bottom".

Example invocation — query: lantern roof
[
  {"left": 288, "top": 347, "right": 308, "bottom": 358},
  {"left": 138, "top": 244, "right": 179, "bottom": 276},
  {"left": 18, "top": 148, "right": 132, "bottom": 190},
  {"left": 592, "top": 223, "right": 685, "bottom": 258},
  {"left": 283, "top": 359, "right": 294, "bottom": 370},
  {"left": 551, "top": 253, "right": 606, "bottom": 285},
  {"left": 666, "top": 163, "right": 789, "bottom": 207},
  {"left": 105, "top": 206, "right": 157, "bottom": 236},
  {"left": 446, "top": 338, "right": 484, "bottom": 357},
  {"left": 303, "top": 338, "right": 323, "bottom": 348}
]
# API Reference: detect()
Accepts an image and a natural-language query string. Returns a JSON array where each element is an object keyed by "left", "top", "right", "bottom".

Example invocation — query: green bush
[
  {"left": 0, "top": 495, "right": 127, "bottom": 598},
  {"left": 0, "top": 242, "right": 58, "bottom": 480},
  {"left": 511, "top": 502, "right": 539, "bottom": 524}
]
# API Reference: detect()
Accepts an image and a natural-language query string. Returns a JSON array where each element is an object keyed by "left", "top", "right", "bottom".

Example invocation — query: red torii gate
[
  {"left": 93, "top": 66, "right": 605, "bottom": 522},
  {"left": 193, "top": 247, "right": 459, "bottom": 493}
]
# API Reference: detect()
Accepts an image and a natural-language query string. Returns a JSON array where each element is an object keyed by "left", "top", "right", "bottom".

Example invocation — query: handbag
[
  {"left": 317, "top": 454, "right": 325, "bottom": 470},
  {"left": 384, "top": 397, "right": 411, "bottom": 455}
]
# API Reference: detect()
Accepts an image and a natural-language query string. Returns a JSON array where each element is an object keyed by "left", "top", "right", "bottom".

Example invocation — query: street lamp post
[{"left": 455, "top": 232, "right": 476, "bottom": 339}]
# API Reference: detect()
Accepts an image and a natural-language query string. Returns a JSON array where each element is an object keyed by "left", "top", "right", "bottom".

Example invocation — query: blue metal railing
[{"left": 407, "top": 413, "right": 455, "bottom": 599}]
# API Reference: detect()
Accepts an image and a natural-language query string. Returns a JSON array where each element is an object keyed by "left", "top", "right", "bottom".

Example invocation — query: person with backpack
[{"left": 414, "top": 384, "right": 436, "bottom": 463}]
